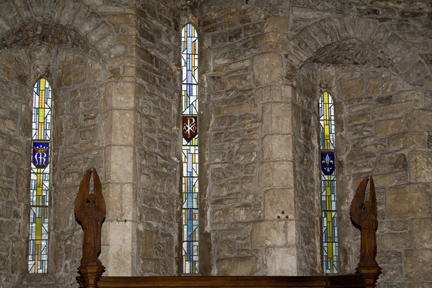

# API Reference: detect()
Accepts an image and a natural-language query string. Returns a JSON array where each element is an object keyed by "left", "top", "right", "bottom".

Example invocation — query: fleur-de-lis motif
[{"left": 321, "top": 153, "right": 335, "bottom": 175}]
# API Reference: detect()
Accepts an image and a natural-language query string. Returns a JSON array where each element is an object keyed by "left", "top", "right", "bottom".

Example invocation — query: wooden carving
[
  {"left": 75, "top": 168, "right": 105, "bottom": 288},
  {"left": 350, "top": 175, "right": 381, "bottom": 287}
]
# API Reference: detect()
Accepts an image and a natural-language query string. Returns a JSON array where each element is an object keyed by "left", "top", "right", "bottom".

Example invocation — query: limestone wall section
[
  {"left": 337, "top": 67, "right": 432, "bottom": 287},
  {"left": 201, "top": 0, "right": 305, "bottom": 276},
  {"left": 292, "top": 66, "right": 321, "bottom": 275},
  {"left": 134, "top": 1, "right": 181, "bottom": 276},
  {"left": 0, "top": 0, "right": 432, "bottom": 287}
]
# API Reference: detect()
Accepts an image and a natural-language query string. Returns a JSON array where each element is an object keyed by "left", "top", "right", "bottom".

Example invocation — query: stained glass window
[
  {"left": 29, "top": 78, "right": 52, "bottom": 273},
  {"left": 182, "top": 23, "right": 199, "bottom": 273},
  {"left": 320, "top": 91, "right": 338, "bottom": 273}
]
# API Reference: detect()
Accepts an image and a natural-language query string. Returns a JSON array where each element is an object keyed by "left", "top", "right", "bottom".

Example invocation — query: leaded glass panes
[
  {"left": 182, "top": 23, "right": 199, "bottom": 274},
  {"left": 29, "top": 78, "right": 51, "bottom": 273},
  {"left": 320, "top": 92, "right": 338, "bottom": 273}
]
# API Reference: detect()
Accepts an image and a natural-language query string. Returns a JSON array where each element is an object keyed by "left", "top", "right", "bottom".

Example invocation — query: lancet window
[
  {"left": 28, "top": 79, "right": 52, "bottom": 273},
  {"left": 320, "top": 91, "right": 339, "bottom": 273},
  {"left": 181, "top": 23, "right": 199, "bottom": 274}
]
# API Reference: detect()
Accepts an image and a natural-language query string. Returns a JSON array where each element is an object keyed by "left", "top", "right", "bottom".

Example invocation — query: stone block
[
  {"left": 213, "top": 185, "right": 227, "bottom": 196},
  {"left": 215, "top": 115, "right": 238, "bottom": 127},
  {"left": 111, "top": 110, "right": 135, "bottom": 145},
  {"left": 57, "top": 66, "right": 73, "bottom": 87},
  {"left": 107, "top": 14, "right": 136, "bottom": 25},
  {"left": 281, "top": 86, "right": 294, "bottom": 102},
  {"left": 226, "top": 74, "right": 251, "bottom": 89},
  {"left": 376, "top": 251, "right": 402, "bottom": 265},
  {"left": 348, "top": 113, "right": 371, "bottom": 124},
  {"left": 140, "top": 229, "right": 154, "bottom": 258},
  {"left": 375, "top": 118, "right": 403, "bottom": 135},
  {"left": 0, "top": 119, "right": 16, "bottom": 134},
  {"left": 253, "top": 53, "right": 283, "bottom": 86},
  {"left": 252, "top": 32, "right": 280, "bottom": 45},
  {"left": 391, "top": 220, "right": 410, "bottom": 232},
  {"left": 73, "top": 64, "right": 87, "bottom": 84},
  {"left": 122, "top": 184, "right": 136, "bottom": 220},
  {"left": 212, "top": 207, "right": 232, "bottom": 222},
  {"left": 0, "top": 220, "right": 15, "bottom": 235},
  {"left": 394, "top": 90, "right": 422, "bottom": 102},
  {"left": 264, "top": 18, "right": 289, "bottom": 33},
  {"left": 256, "top": 86, "right": 281, "bottom": 103},
  {"left": 225, "top": 12, "right": 239, "bottom": 28},
  {"left": 413, "top": 218, "right": 432, "bottom": 249},
  {"left": 0, "top": 239, "right": 9, "bottom": 253},
  {"left": 104, "top": 221, "right": 135, "bottom": 276},
  {"left": 374, "top": 153, "right": 407, "bottom": 173},
  {"left": 259, "top": 161, "right": 294, "bottom": 189},
  {"left": 367, "top": 78, "right": 381, "bottom": 95},
  {"left": 373, "top": 173, "right": 396, "bottom": 187},
  {"left": 215, "top": 103, "right": 250, "bottom": 116},
  {"left": 340, "top": 79, "right": 364, "bottom": 99},
  {"left": 406, "top": 110, "right": 432, "bottom": 131},
  {"left": 287, "top": 220, "right": 296, "bottom": 245},
  {"left": 265, "top": 247, "right": 296, "bottom": 276},
  {"left": 409, "top": 150, "right": 432, "bottom": 182},
  {"left": 217, "top": 257, "right": 257, "bottom": 276},
  {"left": 265, "top": 189, "right": 295, "bottom": 219},
  {"left": 386, "top": 183, "right": 431, "bottom": 219},
  {"left": 251, "top": 221, "right": 286, "bottom": 247},
  {"left": 262, "top": 103, "right": 292, "bottom": 134},
  {"left": 405, "top": 249, "right": 432, "bottom": 282},
  {"left": 263, "top": 134, "right": 292, "bottom": 161},
  {"left": 233, "top": 205, "right": 252, "bottom": 221},
  {"left": 373, "top": 102, "right": 424, "bottom": 115},
  {"left": 106, "top": 146, "right": 134, "bottom": 183},
  {"left": 389, "top": 132, "right": 426, "bottom": 150},
  {"left": 380, "top": 232, "right": 412, "bottom": 249},
  {"left": 105, "top": 183, "right": 122, "bottom": 220}
]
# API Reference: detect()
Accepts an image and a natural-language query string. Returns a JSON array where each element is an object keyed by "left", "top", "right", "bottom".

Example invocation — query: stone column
[
  {"left": 253, "top": 53, "right": 297, "bottom": 275},
  {"left": 100, "top": 81, "right": 137, "bottom": 276}
]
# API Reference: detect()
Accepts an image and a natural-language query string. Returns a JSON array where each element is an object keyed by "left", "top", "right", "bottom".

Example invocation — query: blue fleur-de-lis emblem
[{"left": 321, "top": 152, "right": 335, "bottom": 175}]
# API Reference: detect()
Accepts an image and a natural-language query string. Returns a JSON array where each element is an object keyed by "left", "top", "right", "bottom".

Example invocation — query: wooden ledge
[{"left": 98, "top": 274, "right": 366, "bottom": 288}]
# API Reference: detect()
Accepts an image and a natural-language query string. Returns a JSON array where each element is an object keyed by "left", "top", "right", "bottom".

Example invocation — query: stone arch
[
  {"left": 0, "top": 0, "right": 117, "bottom": 61},
  {"left": 290, "top": 15, "right": 432, "bottom": 87}
]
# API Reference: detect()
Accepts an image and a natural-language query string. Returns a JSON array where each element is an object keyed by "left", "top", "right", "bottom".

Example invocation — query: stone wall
[
  {"left": 134, "top": 0, "right": 181, "bottom": 276},
  {"left": 201, "top": 0, "right": 321, "bottom": 276},
  {"left": 292, "top": 65, "right": 321, "bottom": 275},
  {"left": 0, "top": 0, "right": 431, "bottom": 287},
  {"left": 0, "top": 43, "right": 107, "bottom": 287}
]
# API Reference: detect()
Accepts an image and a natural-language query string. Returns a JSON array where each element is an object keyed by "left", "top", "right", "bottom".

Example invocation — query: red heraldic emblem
[{"left": 183, "top": 116, "right": 198, "bottom": 143}]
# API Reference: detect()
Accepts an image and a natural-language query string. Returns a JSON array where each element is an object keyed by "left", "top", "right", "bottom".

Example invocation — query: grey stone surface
[{"left": 0, "top": 0, "right": 431, "bottom": 287}]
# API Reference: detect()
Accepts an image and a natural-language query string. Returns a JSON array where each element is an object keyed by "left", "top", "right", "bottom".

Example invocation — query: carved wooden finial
[
  {"left": 350, "top": 175, "right": 381, "bottom": 287},
  {"left": 75, "top": 168, "right": 106, "bottom": 288}
]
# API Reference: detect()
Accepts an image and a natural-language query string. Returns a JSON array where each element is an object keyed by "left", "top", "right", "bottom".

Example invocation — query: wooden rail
[{"left": 98, "top": 275, "right": 366, "bottom": 288}]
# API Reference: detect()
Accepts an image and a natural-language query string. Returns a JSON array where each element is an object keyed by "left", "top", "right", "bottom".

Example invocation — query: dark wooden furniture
[{"left": 97, "top": 275, "right": 366, "bottom": 288}]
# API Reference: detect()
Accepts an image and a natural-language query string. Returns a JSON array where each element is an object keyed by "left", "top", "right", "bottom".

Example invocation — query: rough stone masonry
[{"left": 0, "top": 0, "right": 431, "bottom": 287}]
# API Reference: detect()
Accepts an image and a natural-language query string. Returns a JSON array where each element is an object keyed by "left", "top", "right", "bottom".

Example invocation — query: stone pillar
[
  {"left": 253, "top": 53, "right": 297, "bottom": 275},
  {"left": 100, "top": 81, "right": 137, "bottom": 276}
]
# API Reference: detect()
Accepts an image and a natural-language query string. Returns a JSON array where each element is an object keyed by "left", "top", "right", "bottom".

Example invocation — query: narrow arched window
[
  {"left": 28, "top": 79, "right": 52, "bottom": 273},
  {"left": 320, "top": 92, "right": 338, "bottom": 273},
  {"left": 181, "top": 23, "right": 199, "bottom": 274}
]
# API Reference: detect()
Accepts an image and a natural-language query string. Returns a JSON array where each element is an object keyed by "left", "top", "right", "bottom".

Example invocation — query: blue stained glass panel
[
  {"left": 182, "top": 24, "right": 199, "bottom": 273},
  {"left": 29, "top": 79, "right": 51, "bottom": 273},
  {"left": 320, "top": 92, "right": 338, "bottom": 274}
]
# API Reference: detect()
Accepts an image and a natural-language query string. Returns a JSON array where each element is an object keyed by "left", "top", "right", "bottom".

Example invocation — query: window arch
[
  {"left": 319, "top": 91, "right": 338, "bottom": 273},
  {"left": 28, "top": 78, "right": 52, "bottom": 273},
  {"left": 181, "top": 23, "right": 199, "bottom": 274}
]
